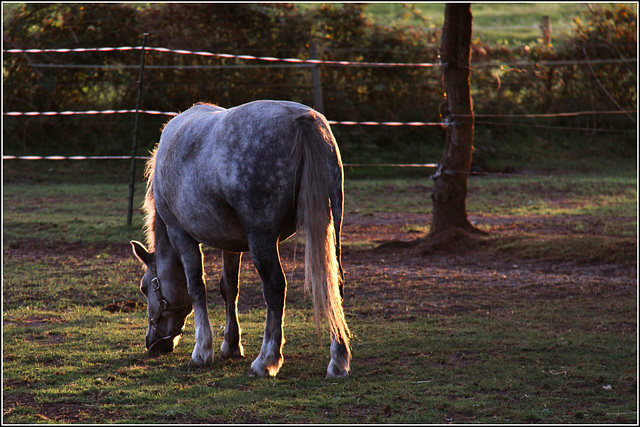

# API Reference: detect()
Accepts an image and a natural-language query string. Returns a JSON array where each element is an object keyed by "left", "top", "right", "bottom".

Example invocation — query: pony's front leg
[
  {"left": 219, "top": 250, "right": 244, "bottom": 358},
  {"left": 167, "top": 227, "right": 214, "bottom": 367},
  {"left": 248, "top": 238, "right": 286, "bottom": 377}
]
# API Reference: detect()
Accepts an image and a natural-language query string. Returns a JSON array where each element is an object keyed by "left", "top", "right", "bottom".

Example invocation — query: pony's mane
[
  {"left": 195, "top": 101, "right": 219, "bottom": 107},
  {"left": 143, "top": 104, "right": 219, "bottom": 252},
  {"left": 142, "top": 147, "right": 158, "bottom": 252}
]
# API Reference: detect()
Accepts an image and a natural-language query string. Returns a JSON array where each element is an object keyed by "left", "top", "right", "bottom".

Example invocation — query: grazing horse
[{"left": 130, "top": 100, "right": 350, "bottom": 378}]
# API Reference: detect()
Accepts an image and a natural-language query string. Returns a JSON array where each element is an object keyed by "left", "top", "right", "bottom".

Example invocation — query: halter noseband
[{"left": 146, "top": 275, "right": 192, "bottom": 352}]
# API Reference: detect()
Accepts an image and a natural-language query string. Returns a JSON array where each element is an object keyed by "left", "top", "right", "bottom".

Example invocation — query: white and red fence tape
[
  {"left": 1, "top": 154, "right": 440, "bottom": 168},
  {"left": 2, "top": 109, "right": 450, "bottom": 127},
  {"left": 4, "top": 44, "right": 636, "bottom": 163},
  {"left": 5, "top": 45, "right": 635, "bottom": 68},
  {"left": 4, "top": 45, "right": 443, "bottom": 68}
]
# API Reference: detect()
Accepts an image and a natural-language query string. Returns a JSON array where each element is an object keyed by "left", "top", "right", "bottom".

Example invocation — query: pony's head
[{"left": 131, "top": 240, "right": 192, "bottom": 354}]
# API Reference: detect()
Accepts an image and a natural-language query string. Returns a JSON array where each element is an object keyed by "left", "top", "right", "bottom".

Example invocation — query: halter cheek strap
[{"left": 147, "top": 276, "right": 192, "bottom": 351}]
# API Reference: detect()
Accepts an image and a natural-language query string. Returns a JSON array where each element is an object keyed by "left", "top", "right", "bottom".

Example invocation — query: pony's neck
[{"left": 154, "top": 216, "right": 188, "bottom": 294}]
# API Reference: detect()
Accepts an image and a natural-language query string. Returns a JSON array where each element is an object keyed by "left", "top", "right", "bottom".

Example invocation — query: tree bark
[{"left": 430, "top": 3, "right": 480, "bottom": 235}]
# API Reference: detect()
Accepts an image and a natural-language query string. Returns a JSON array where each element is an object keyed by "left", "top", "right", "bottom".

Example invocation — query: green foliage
[
  {"left": 469, "top": 4, "right": 636, "bottom": 167},
  {"left": 2, "top": 3, "right": 636, "bottom": 163},
  {"left": 572, "top": 3, "right": 637, "bottom": 113}
]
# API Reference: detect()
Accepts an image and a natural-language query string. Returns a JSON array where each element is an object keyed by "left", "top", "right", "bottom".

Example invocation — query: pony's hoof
[
  {"left": 248, "top": 359, "right": 282, "bottom": 377},
  {"left": 189, "top": 351, "right": 214, "bottom": 368},
  {"left": 250, "top": 355, "right": 282, "bottom": 377},
  {"left": 326, "top": 361, "right": 350, "bottom": 378},
  {"left": 220, "top": 341, "right": 245, "bottom": 359},
  {"left": 191, "top": 343, "right": 214, "bottom": 367},
  {"left": 247, "top": 367, "right": 265, "bottom": 377}
]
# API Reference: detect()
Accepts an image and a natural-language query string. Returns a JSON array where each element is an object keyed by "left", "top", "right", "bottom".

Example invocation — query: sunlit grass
[
  {"left": 363, "top": 3, "right": 589, "bottom": 44},
  {"left": 2, "top": 164, "right": 636, "bottom": 423},
  {"left": 3, "top": 298, "right": 636, "bottom": 423},
  {"left": 296, "top": 3, "right": 589, "bottom": 44},
  {"left": 340, "top": 173, "right": 637, "bottom": 264},
  {"left": 468, "top": 175, "right": 636, "bottom": 217},
  {"left": 344, "top": 174, "right": 636, "bottom": 222},
  {"left": 6, "top": 172, "right": 632, "bottom": 245},
  {"left": 3, "top": 183, "right": 147, "bottom": 244}
]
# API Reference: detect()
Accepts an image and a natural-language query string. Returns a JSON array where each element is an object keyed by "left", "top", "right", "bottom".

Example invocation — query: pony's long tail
[{"left": 291, "top": 110, "right": 351, "bottom": 356}]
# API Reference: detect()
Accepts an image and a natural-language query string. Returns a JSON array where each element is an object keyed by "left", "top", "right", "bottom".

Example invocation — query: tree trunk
[{"left": 430, "top": 3, "right": 480, "bottom": 235}]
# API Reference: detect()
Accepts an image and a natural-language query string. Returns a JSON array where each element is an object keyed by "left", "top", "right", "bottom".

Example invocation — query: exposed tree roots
[{"left": 376, "top": 225, "right": 491, "bottom": 257}]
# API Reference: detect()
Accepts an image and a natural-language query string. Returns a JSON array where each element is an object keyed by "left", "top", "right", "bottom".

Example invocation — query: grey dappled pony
[{"left": 130, "top": 100, "right": 351, "bottom": 378}]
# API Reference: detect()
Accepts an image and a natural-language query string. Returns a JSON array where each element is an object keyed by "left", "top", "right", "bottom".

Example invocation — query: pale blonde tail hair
[{"left": 291, "top": 111, "right": 351, "bottom": 356}]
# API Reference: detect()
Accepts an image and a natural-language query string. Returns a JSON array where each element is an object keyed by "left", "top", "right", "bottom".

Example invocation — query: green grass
[
  {"left": 363, "top": 3, "right": 591, "bottom": 45},
  {"left": 3, "top": 293, "right": 637, "bottom": 423},
  {"left": 2, "top": 181, "right": 147, "bottom": 245},
  {"left": 342, "top": 172, "right": 636, "bottom": 265},
  {"left": 5, "top": 172, "right": 633, "bottom": 246},
  {"left": 2, "top": 160, "right": 637, "bottom": 423},
  {"left": 3, "top": 300, "right": 636, "bottom": 423},
  {"left": 469, "top": 175, "right": 637, "bottom": 217},
  {"left": 344, "top": 173, "right": 636, "bottom": 217}
]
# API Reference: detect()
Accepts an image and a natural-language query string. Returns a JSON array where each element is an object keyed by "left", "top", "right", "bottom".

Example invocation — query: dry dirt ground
[
  {"left": 2, "top": 208, "right": 636, "bottom": 423},
  {"left": 5, "top": 210, "right": 635, "bottom": 323}
]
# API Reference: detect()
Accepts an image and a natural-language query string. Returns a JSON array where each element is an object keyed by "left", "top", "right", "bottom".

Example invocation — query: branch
[
  {"left": 582, "top": 46, "right": 636, "bottom": 125},
  {"left": 2, "top": 36, "right": 44, "bottom": 78}
]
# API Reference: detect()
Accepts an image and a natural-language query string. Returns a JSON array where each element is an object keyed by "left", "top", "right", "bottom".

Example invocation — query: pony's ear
[{"left": 130, "top": 240, "right": 153, "bottom": 265}]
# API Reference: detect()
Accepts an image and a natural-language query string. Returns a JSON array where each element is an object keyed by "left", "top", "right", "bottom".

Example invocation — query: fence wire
[
  {"left": 5, "top": 45, "right": 636, "bottom": 68},
  {"left": 3, "top": 43, "right": 637, "bottom": 164}
]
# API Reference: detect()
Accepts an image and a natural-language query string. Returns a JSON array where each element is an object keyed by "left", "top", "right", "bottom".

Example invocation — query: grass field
[
  {"left": 358, "top": 3, "right": 590, "bottom": 44},
  {"left": 2, "top": 158, "right": 637, "bottom": 423}
]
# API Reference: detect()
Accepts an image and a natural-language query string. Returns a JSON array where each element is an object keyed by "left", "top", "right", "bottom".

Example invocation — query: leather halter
[{"left": 146, "top": 275, "right": 192, "bottom": 352}]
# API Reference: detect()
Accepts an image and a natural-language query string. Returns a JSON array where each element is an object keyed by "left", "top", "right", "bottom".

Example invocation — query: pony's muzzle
[{"left": 146, "top": 334, "right": 179, "bottom": 354}]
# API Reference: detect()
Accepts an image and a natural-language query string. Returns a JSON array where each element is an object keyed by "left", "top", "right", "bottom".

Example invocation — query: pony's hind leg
[
  {"left": 326, "top": 188, "right": 351, "bottom": 378},
  {"left": 219, "top": 250, "right": 244, "bottom": 359},
  {"left": 327, "top": 337, "right": 350, "bottom": 378},
  {"left": 247, "top": 236, "right": 286, "bottom": 377},
  {"left": 326, "top": 244, "right": 351, "bottom": 378}
]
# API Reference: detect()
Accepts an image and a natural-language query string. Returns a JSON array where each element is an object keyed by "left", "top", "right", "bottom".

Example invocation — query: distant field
[{"left": 365, "top": 3, "right": 591, "bottom": 45}]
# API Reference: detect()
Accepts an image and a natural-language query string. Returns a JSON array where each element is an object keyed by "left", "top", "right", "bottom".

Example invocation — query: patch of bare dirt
[
  {"left": 4, "top": 210, "right": 636, "bottom": 323},
  {"left": 4, "top": 240, "right": 132, "bottom": 261},
  {"left": 3, "top": 386, "right": 125, "bottom": 423},
  {"left": 35, "top": 402, "right": 122, "bottom": 423},
  {"left": 3, "top": 314, "right": 66, "bottom": 326}
]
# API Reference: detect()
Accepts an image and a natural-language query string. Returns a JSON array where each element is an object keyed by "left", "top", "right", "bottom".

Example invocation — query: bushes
[
  {"left": 3, "top": 3, "right": 636, "bottom": 163},
  {"left": 468, "top": 4, "right": 636, "bottom": 166}
]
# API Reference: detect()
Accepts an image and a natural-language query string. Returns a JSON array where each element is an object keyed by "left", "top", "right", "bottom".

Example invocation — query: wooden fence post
[
  {"left": 541, "top": 16, "right": 551, "bottom": 46},
  {"left": 309, "top": 40, "right": 324, "bottom": 114}
]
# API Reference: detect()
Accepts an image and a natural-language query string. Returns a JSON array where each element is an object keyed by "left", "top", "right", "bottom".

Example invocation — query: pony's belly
[
  {"left": 202, "top": 236, "right": 250, "bottom": 253},
  {"left": 159, "top": 197, "right": 250, "bottom": 252},
  {"left": 197, "top": 215, "right": 297, "bottom": 253},
  {"left": 189, "top": 220, "right": 250, "bottom": 253}
]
